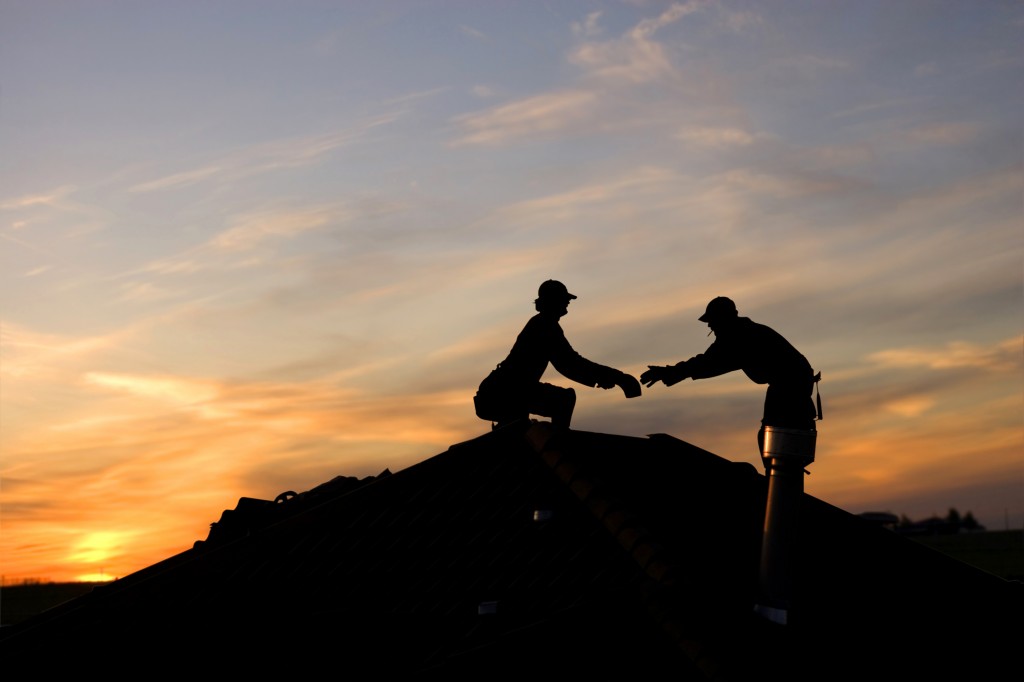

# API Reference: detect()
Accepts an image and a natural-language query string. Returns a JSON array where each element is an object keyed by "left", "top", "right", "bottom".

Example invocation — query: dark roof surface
[{"left": 2, "top": 423, "right": 1020, "bottom": 678}]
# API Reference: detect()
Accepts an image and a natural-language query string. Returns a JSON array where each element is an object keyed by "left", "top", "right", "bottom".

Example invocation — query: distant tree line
[
  {"left": 858, "top": 508, "right": 984, "bottom": 534},
  {"left": 896, "top": 508, "right": 983, "bottom": 535}
]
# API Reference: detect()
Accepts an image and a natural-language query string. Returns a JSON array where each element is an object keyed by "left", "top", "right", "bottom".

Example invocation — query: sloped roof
[{"left": 2, "top": 423, "right": 1020, "bottom": 678}]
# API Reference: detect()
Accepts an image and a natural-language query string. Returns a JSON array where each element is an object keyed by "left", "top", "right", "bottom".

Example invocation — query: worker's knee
[{"left": 531, "top": 384, "right": 575, "bottom": 428}]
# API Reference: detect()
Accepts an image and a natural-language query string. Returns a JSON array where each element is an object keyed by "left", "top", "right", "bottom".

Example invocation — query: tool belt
[{"left": 474, "top": 367, "right": 518, "bottom": 422}]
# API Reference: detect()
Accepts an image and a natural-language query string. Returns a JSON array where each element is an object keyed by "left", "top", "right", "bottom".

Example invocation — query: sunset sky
[{"left": 2, "top": 1, "right": 1021, "bottom": 584}]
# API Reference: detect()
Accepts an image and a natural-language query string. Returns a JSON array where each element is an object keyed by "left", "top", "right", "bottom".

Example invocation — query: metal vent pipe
[{"left": 754, "top": 425, "right": 817, "bottom": 626}]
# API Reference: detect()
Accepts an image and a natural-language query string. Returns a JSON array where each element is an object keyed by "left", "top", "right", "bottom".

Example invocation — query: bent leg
[
  {"left": 530, "top": 383, "right": 576, "bottom": 429},
  {"left": 474, "top": 389, "right": 526, "bottom": 428}
]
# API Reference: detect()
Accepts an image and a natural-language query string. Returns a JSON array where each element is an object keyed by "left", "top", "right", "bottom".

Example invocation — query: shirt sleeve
[
  {"left": 549, "top": 324, "right": 619, "bottom": 387},
  {"left": 686, "top": 340, "right": 743, "bottom": 380}
]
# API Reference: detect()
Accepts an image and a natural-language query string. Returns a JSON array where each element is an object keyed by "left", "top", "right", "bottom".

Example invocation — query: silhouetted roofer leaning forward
[
  {"left": 474, "top": 279, "right": 641, "bottom": 430},
  {"left": 639, "top": 296, "right": 822, "bottom": 468}
]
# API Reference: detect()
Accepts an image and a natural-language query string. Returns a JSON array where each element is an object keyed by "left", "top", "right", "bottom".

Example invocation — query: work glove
[
  {"left": 640, "top": 366, "right": 668, "bottom": 387},
  {"left": 641, "top": 363, "right": 689, "bottom": 387}
]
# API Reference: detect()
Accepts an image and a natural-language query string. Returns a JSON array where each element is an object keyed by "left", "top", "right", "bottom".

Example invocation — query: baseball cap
[
  {"left": 537, "top": 279, "right": 577, "bottom": 301},
  {"left": 698, "top": 296, "right": 737, "bottom": 322}
]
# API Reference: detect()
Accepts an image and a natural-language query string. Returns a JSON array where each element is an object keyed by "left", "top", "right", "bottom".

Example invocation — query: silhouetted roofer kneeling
[
  {"left": 475, "top": 279, "right": 641, "bottom": 430},
  {"left": 640, "top": 296, "right": 821, "bottom": 468}
]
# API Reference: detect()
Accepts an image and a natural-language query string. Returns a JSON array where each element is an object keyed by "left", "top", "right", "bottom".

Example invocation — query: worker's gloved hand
[
  {"left": 661, "top": 363, "right": 688, "bottom": 387},
  {"left": 641, "top": 363, "right": 689, "bottom": 387},
  {"left": 640, "top": 365, "right": 670, "bottom": 387}
]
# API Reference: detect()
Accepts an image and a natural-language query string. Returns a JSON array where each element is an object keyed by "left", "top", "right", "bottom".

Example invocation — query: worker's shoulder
[
  {"left": 519, "top": 312, "right": 563, "bottom": 336},
  {"left": 740, "top": 317, "right": 780, "bottom": 334}
]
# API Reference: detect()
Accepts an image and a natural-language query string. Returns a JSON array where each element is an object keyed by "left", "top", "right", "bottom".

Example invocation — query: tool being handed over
[
  {"left": 618, "top": 372, "right": 642, "bottom": 398},
  {"left": 596, "top": 370, "right": 643, "bottom": 398}
]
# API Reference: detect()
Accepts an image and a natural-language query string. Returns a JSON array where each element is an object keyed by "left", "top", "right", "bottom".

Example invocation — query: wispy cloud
[
  {"left": 116, "top": 281, "right": 178, "bottom": 302},
  {"left": 674, "top": 125, "right": 758, "bottom": 148},
  {"left": 83, "top": 372, "right": 220, "bottom": 406},
  {"left": 906, "top": 121, "right": 979, "bottom": 146},
  {"left": 0, "top": 185, "right": 78, "bottom": 210},
  {"left": 125, "top": 203, "right": 351, "bottom": 278},
  {"left": 128, "top": 166, "right": 223, "bottom": 193},
  {"left": 452, "top": 90, "right": 597, "bottom": 146},
  {"left": 571, "top": 11, "right": 604, "bottom": 38},
  {"left": 209, "top": 207, "right": 340, "bottom": 251},
  {"left": 570, "top": 1, "right": 700, "bottom": 84},
  {"left": 868, "top": 337, "right": 1021, "bottom": 372},
  {"left": 882, "top": 395, "right": 936, "bottom": 418},
  {"left": 127, "top": 114, "right": 402, "bottom": 195},
  {"left": 485, "top": 165, "right": 681, "bottom": 225},
  {"left": 0, "top": 184, "right": 111, "bottom": 239},
  {"left": 459, "top": 24, "right": 486, "bottom": 41},
  {"left": 1, "top": 323, "right": 136, "bottom": 380},
  {"left": 451, "top": 3, "right": 704, "bottom": 147}
]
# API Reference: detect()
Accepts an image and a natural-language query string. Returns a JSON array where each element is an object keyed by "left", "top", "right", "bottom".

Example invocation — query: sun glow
[
  {"left": 67, "top": 532, "right": 129, "bottom": 566},
  {"left": 76, "top": 573, "right": 117, "bottom": 583}
]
